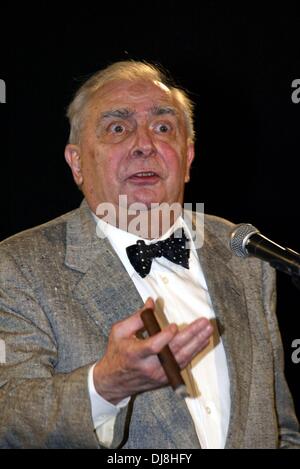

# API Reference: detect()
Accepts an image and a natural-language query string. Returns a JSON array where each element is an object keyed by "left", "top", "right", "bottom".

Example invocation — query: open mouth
[{"left": 127, "top": 171, "right": 160, "bottom": 184}]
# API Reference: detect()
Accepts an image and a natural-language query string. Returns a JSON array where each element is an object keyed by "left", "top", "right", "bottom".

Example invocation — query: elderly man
[{"left": 0, "top": 61, "right": 299, "bottom": 449}]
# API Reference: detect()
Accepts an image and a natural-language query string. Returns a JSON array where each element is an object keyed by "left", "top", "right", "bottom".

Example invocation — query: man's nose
[{"left": 131, "top": 126, "right": 156, "bottom": 158}]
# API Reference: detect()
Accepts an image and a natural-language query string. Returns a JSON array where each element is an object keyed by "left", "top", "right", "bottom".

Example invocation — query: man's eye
[
  {"left": 109, "top": 123, "right": 126, "bottom": 134},
  {"left": 106, "top": 122, "right": 127, "bottom": 135},
  {"left": 155, "top": 123, "right": 171, "bottom": 133}
]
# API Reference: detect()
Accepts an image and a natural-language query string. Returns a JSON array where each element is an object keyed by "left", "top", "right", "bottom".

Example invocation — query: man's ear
[
  {"left": 185, "top": 143, "right": 195, "bottom": 183},
  {"left": 64, "top": 144, "right": 83, "bottom": 186}
]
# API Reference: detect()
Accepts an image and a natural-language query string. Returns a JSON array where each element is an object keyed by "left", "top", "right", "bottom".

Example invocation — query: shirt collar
[{"left": 91, "top": 210, "right": 194, "bottom": 278}]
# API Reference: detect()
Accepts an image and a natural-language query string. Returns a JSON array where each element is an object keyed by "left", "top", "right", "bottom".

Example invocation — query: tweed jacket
[{"left": 0, "top": 199, "right": 299, "bottom": 448}]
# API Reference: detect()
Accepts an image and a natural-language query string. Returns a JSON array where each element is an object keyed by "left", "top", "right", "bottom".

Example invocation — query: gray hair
[{"left": 66, "top": 61, "right": 195, "bottom": 144}]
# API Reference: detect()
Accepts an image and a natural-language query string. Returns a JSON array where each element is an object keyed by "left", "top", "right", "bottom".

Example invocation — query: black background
[{"left": 0, "top": 3, "right": 299, "bottom": 420}]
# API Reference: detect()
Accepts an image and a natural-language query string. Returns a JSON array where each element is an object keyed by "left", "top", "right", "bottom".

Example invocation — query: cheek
[
  {"left": 86, "top": 146, "right": 120, "bottom": 179},
  {"left": 102, "top": 150, "right": 125, "bottom": 183},
  {"left": 157, "top": 141, "right": 185, "bottom": 173}
]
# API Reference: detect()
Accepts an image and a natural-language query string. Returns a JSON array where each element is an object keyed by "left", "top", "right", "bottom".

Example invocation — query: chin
[{"left": 126, "top": 191, "right": 165, "bottom": 209}]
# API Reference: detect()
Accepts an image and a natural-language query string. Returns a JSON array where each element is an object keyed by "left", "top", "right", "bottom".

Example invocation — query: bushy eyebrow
[
  {"left": 100, "top": 108, "right": 134, "bottom": 120},
  {"left": 150, "top": 106, "right": 177, "bottom": 117},
  {"left": 99, "top": 106, "right": 177, "bottom": 120}
]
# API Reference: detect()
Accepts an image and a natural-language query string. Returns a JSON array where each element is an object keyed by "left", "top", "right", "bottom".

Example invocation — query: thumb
[
  {"left": 113, "top": 297, "right": 156, "bottom": 339},
  {"left": 142, "top": 297, "right": 155, "bottom": 311}
]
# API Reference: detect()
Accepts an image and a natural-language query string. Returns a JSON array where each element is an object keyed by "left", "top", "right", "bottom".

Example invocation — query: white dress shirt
[{"left": 88, "top": 214, "right": 231, "bottom": 448}]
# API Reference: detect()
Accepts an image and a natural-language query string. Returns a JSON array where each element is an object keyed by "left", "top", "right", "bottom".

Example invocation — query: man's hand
[{"left": 93, "top": 298, "right": 213, "bottom": 404}]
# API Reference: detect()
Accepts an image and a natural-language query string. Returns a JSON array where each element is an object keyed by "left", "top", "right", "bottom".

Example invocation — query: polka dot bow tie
[{"left": 126, "top": 230, "right": 190, "bottom": 278}]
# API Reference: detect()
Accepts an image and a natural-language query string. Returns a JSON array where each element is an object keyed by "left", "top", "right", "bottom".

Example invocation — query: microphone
[{"left": 230, "top": 223, "right": 300, "bottom": 277}]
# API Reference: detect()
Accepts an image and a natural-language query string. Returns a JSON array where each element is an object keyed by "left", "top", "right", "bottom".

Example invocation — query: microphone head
[{"left": 230, "top": 223, "right": 260, "bottom": 257}]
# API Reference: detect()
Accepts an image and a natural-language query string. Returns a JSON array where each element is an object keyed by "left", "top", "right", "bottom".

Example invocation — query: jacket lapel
[
  {"left": 65, "top": 200, "right": 143, "bottom": 336},
  {"left": 195, "top": 214, "right": 253, "bottom": 448}
]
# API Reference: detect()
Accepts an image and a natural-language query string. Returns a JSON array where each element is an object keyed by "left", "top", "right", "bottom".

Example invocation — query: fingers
[
  {"left": 172, "top": 318, "right": 212, "bottom": 349},
  {"left": 95, "top": 302, "right": 214, "bottom": 404},
  {"left": 170, "top": 318, "right": 213, "bottom": 367},
  {"left": 113, "top": 299, "right": 212, "bottom": 369},
  {"left": 137, "top": 322, "right": 178, "bottom": 359},
  {"left": 112, "top": 297, "right": 156, "bottom": 339}
]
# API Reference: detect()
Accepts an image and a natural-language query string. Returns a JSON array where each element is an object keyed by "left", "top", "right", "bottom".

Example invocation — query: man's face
[{"left": 65, "top": 79, "right": 194, "bottom": 214}]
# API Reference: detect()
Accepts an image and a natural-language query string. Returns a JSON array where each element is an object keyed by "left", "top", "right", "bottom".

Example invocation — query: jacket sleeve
[
  {"left": 0, "top": 250, "right": 127, "bottom": 448},
  {"left": 261, "top": 262, "right": 300, "bottom": 448}
]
